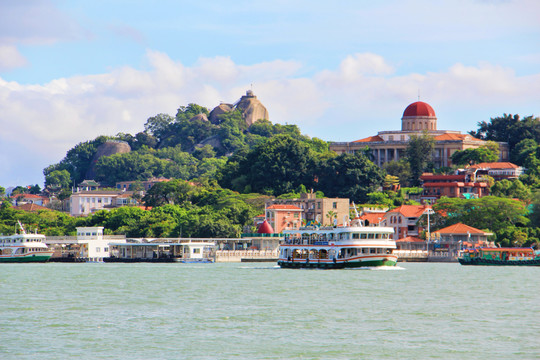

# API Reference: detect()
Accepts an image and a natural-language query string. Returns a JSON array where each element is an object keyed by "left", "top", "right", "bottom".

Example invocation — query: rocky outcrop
[
  {"left": 86, "top": 140, "right": 131, "bottom": 179},
  {"left": 209, "top": 103, "right": 234, "bottom": 124},
  {"left": 209, "top": 90, "right": 269, "bottom": 126},
  {"left": 235, "top": 90, "right": 269, "bottom": 126},
  {"left": 189, "top": 113, "right": 209, "bottom": 122}
]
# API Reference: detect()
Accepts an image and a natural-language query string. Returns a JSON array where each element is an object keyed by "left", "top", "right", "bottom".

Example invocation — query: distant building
[
  {"left": 381, "top": 205, "right": 432, "bottom": 240},
  {"left": 420, "top": 173, "right": 489, "bottom": 202},
  {"left": 329, "top": 101, "right": 509, "bottom": 168},
  {"left": 69, "top": 190, "right": 139, "bottom": 216},
  {"left": 467, "top": 162, "right": 525, "bottom": 181},
  {"left": 431, "top": 223, "right": 494, "bottom": 258},
  {"left": 11, "top": 193, "right": 49, "bottom": 206},
  {"left": 267, "top": 192, "right": 350, "bottom": 227},
  {"left": 265, "top": 205, "right": 303, "bottom": 233}
]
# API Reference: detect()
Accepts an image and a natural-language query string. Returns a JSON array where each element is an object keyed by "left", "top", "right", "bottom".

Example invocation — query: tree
[
  {"left": 469, "top": 113, "right": 540, "bottom": 154},
  {"left": 144, "top": 113, "right": 175, "bottom": 140},
  {"left": 142, "top": 179, "right": 196, "bottom": 207},
  {"left": 490, "top": 179, "right": 531, "bottom": 202},
  {"left": 405, "top": 132, "right": 435, "bottom": 186},
  {"left": 383, "top": 159, "right": 412, "bottom": 187},
  {"left": 45, "top": 170, "right": 72, "bottom": 190},
  {"left": 219, "top": 135, "right": 317, "bottom": 195},
  {"left": 326, "top": 210, "right": 337, "bottom": 226},
  {"left": 451, "top": 142, "right": 499, "bottom": 165},
  {"left": 315, "top": 152, "right": 385, "bottom": 203},
  {"left": 511, "top": 138, "right": 538, "bottom": 166},
  {"left": 433, "top": 196, "right": 529, "bottom": 243}
]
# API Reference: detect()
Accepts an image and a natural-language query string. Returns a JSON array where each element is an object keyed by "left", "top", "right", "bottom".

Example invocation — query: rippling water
[{"left": 1, "top": 262, "right": 538, "bottom": 359}]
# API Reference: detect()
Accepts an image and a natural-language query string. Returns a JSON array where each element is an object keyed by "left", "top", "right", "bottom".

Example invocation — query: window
[
  {"left": 96, "top": 247, "right": 100, "bottom": 252},
  {"left": 104, "top": 247, "right": 109, "bottom": 252},
  {"left": 294, "top": 213, "right": 299, "bottom": 218},
  {"left": 333, "top": 202, "right": 337, "bottom": 209}
]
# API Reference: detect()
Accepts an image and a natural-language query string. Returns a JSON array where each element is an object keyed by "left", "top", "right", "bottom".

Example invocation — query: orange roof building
[
  {"left": 433, "top": 223, "right": 494, "bottom": 248},
  {"left": 381, "top": 205, "right": 433, "bottom": 240},
  {"left": 329, "top": 101, "right": 509, "bottom": 168}
]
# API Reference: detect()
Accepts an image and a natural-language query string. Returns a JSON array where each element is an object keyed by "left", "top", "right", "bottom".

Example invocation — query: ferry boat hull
[
  {"left": 278, "top": 255, "right": 398, "bottom": 269},
  {"left": 458, "top": 258, "right": 540, "bottom": 266},
  {"left": 0, "top": 252, "right": 54, "bottom": 263}
]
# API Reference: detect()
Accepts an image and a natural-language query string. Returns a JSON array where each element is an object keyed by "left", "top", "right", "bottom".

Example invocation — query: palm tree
[{"left": 326, "top": 210, "right": 337, "bottom": 226}]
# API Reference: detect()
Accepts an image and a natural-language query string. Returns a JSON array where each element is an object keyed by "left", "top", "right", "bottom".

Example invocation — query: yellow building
[{"left": 329, "top": 101, "right": 509, "bottom": 168}]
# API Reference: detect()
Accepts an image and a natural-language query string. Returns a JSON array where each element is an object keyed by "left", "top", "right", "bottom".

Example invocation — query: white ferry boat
[
  {"left": 278, "top": 218, "right": 397, "bottom": 269},
  {"left": 0, "top": 222, "right": 54, "bottom": 263}
]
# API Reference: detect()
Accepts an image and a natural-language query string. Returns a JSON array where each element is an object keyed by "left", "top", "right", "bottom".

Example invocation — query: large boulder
[
  {"left": 86, "top": 140, "right": 131, "bottom": 179},
  {"left": 209, "top": 103, "right": 234, "bottom": 124},
  {"left": 235, "top": 90, "right": 269, "bottom": 126}
]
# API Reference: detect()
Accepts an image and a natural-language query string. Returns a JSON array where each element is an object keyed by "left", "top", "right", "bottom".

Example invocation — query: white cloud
[
  {"left": 0, "top": 45, "right": 28, "bottom": 71},
  {"left": 0, "top": 51, "right": 539, "bottom": 186}
]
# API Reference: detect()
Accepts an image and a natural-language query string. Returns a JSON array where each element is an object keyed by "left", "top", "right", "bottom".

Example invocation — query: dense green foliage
[
  {"left": 3, "top": 106, "right": 540, "bottom": 247},
  {"left": 405, "top": 132, "right": 435, "bottom": 186},
  {"left": 450, "top": 142, "right": 499, "bottom": 165},
  {"left": 0, "top": 182, "right": 266, "bottom": 238}
]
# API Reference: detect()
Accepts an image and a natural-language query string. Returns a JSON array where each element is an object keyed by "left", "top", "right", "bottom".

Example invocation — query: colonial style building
[
  {"left": 420, "top": 173, "right": 489, "bottom": 201},
  {"left": 329, "top": 101, "right": 509, "bottom": 168},
  {"left": 468, "top": 162, "right": 525, "bottom": 181},
  {"left": 381, "top": 204, "right": 432, "bottom": 240}
]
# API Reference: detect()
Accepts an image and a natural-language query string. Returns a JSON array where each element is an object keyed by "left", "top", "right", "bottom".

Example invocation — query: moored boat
[
  {"left": 458, "top": 247, "right": 540, "bottom": 266},
  {"left": 0, "top": 222, "right": 54, "bottom": 263},
  {"left": 278, "top": 218, "right": 397, "bottom": 269}
]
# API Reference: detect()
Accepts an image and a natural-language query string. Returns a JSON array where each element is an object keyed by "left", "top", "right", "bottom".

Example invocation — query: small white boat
[{"left": 0, "top": 222, "right": 54, "bottom": 263}]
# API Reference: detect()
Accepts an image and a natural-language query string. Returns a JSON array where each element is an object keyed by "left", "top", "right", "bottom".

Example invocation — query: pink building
[{"left": 265, "top": 205, "right": 303, "bottom": 234}]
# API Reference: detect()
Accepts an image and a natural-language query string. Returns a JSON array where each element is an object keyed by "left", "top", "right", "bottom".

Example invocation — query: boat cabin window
[
  {"left": 370, "top": 248, "right": 376, "bottom": 254},
  {"left": 360, "top": 234, "right": 367, "bottom": 239},
  {"left": 352, "top": 233, "right": 359, "bottom": 239},
  {"left": 368, "top": 233, "right": 375, "bottom": 239}
]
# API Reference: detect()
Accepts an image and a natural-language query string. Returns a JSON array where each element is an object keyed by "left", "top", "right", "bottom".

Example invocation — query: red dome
[
  {"left": 257, "top": 220, "right": 274, "bottom": 234},
  {"left": 403, "top": 101, "right": 436, "bottom": 117}
]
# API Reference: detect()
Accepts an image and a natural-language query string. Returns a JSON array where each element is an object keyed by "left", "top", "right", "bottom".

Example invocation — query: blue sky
[{"left": 1, "top": 0, "right": 539, "bottom": 187}]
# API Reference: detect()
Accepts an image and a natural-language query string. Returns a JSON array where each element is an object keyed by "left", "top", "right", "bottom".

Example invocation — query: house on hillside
[
  {"left": 11, "top": 193, "right": 49, "bottom": 207},
  {"left": 381, "top": 205, "right": 432, "bottom": 240}
]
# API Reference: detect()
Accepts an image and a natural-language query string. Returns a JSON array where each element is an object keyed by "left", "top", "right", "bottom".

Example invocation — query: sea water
[{"left": 1, "top": 262, "right": 538, "bottom": 359}]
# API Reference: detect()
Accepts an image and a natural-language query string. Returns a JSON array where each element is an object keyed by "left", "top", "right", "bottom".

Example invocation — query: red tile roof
[
  {"left": 468, "top": 162, "right": 519, "bottom": 169},
  {"left": 396, "top": 236, "right": 425, "bottom": 243},
  {"left": 387, "top": 205, "right": 431, "bottom": 218},
  {"left": 13, "top": 203, "right": 51, "bottom": 212},
  {"left": 433, "top": 223, "right": 492, "bottom": 235},
  {"left": 434, "top": 133, "right": 481, "bottom": 141},
  {"left": 359, "top": 213, "right": 385, "bottom": 224},
  {"left": 267, "top": 204, "right": 302, "bottom": 211},
  {"left": 353, "top": 135, "right": 384, "bottom": 143}
]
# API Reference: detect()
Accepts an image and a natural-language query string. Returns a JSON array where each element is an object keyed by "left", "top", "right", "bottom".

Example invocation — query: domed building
[{"left": 330, "top": 101, "right": 509, "bottom": 168}]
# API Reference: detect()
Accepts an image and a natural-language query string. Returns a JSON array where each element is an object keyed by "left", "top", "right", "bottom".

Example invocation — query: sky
[{"left": 1, "top": 0, "right": 539, "bottom": 188}]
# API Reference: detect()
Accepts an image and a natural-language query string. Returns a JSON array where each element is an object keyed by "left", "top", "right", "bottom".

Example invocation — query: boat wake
[{"left": 346, "top": 266, "right": 406, "bottom": 271}]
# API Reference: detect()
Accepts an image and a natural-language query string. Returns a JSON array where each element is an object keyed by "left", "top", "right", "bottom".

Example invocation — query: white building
[
  {"left": 69, "top": 190, "right": 137, "bottom": 216},
  {"left": 46, "top": 227, "right": 127, "bottom": 262}
]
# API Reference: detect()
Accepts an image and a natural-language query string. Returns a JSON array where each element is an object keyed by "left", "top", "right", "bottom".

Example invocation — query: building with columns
[{"left": 329, "top": 101, "right": 509, "bottom": 168}]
